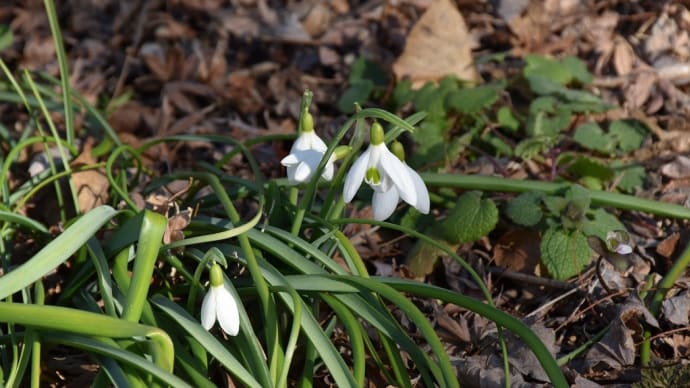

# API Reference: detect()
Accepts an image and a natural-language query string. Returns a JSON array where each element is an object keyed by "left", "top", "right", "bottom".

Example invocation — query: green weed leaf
[
  {"left": 443, "top": 191, "right": 498, "bottom": 244},
  {"left": 523, "top": 55, "right": 573, "bottom": 85},
  {"left": 506, "top": 192, "right": 544, "bottom": 226},
  {"left": 566, "top": 155, "right": 616, "bottom": 181},
  {"left": 540, "top": 227, "right": 593, "bottom": 280},
  {"left": 497, "top": 106, "right": 520, "bottom": 131},
  {"left": 573, "top": 122, "right": 614, "bottom": 153},
  {"left": 617, "top": 164, "right": 646, "bottom": 193},
  {"left": 609, "top": 119, "right": 647, "bottom": 153},
  {"left": 561, "top": 56, "right": 593, "bottom": 84},
  {"left": 582, "top": 208, "right": 626, "bottom": 241},
  {"left": 446, "top": 84, "right": 501, "bottom": 114}
]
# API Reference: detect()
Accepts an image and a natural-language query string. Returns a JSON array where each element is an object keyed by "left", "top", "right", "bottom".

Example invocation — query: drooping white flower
[
  {"left": 280, "top": 110, "right": 335, "bottom": 184},
  {"left": 343, "top": 122, "right": 430, "bottom": 221},
  {"left": 201, "top": 263, "right": 240, "bottom": 336}
]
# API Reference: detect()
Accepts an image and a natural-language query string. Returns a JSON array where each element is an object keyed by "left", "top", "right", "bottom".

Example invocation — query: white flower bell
[
  {"left": 201, "top": 263, "right": 240, "bottom": 336},
  {"left": 343, "top": 122, "right": 430, "bottom": 221},
  {"left": 281, "top": 110, "right": 335, "bottom": 184}
]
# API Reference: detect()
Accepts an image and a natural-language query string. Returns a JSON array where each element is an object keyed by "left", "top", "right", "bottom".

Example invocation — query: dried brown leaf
[
  {"left": 392, "top": 0, "right": 479, "bottom": 88},
  {"left": 71, "top": 139, "right": 109, "bottom": 213},
  {"left": 662, "top": 290, "right": 690, "bottom": 326}
]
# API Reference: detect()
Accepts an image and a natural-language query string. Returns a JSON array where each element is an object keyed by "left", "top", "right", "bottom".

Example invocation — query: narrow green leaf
[{"left": 0, "top": 206, "right": 119, "bottom": 299}]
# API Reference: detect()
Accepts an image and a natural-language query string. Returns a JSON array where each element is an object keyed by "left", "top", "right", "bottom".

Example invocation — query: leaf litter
[{"left": 4, "top": 0, "right": 690, "bottom": 386}]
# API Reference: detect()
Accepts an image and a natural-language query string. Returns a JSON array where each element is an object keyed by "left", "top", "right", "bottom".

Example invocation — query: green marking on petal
[{"left": 366, "top": 168, "right": 381, "bottom": 184}]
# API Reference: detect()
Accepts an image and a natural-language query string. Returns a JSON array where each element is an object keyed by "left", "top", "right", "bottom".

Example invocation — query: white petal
[
  {"left": 321, "top": 156, "right": 335, "bottom": 181},
  {"left": 216, "top": 284, "right": 241, "bottom": 336},
  {"left": 280, "top": 153, "right": 299, "bottom": 167},
  {"left": 378, "top": 147, "right": 417, "bottom": 206},
  {"left": 200, "top": 287, "right": 218, "bottom": 330},
  {"left": 343, "top": 148, "right": 371, "bottom": 203},
  {"left": 291, "top": 133, "right": 312, "bottom": 152},
  {"left": 293, "top": 161, "right": 313, "bottom": 183},
  {"left": 372, "top": 187, "right": 400, "bottom": 221},
  {"left": 616, "top": 244, "right": 633, "bottom": 255},
  {"left": 406, "top": 164, "right": 430, "bottom": 214},
  {"left": 307, "top": 131, "right": 328, "bottom": 152}
]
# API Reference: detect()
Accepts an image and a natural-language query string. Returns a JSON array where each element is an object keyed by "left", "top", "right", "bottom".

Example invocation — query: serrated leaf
[
  {"left": 543, "top": 196, "right": 567, "bottom": 216},
  {"left": 567, "top": 156, "right": 616, "bottom": 181},
  {"left": 497, "top": 106, "right": 520, "bottom": 131},
  {"left": 446, "top": 84, "right": 501, "bottom": 114},
  {"left": 410, "top": 119, "right": 447, "bottom": 165},
  {"left": 515, "top": 136, "right": 553, "bottom": 160},
  {"left": 540, "top": 227, "right": 593, "bottom": 280},
  {"left": 582, "top": 208, "right": 626, "bottom": 241},
  {"left": 523, "top": 55, "right": 572, "bottom": 85},
  {"left": 506, "top": 192, "right": 544, "bottom": 226},
  {"left": 443, "top": 191, "right": 498, "bottom": 244},
  {"left": 609, "top": 119, "right": 647, "bottom": 153},
  {"left": 573, "top": 122, "right": 614, "bottom": 153},
  {"left": 527, "top": 109, "right": 570, "bottom": 137},
  {"left": 617, "top": 165, "right": 646, "bottom": 193}
]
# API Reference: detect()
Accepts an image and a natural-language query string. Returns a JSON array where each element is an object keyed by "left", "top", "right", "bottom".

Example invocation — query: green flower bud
[
  {"left": 391, "top": 141, "right": 405, "bottom": 162},
  {"left": 334, "top": 145, "right": 352, "bottom": 160}
]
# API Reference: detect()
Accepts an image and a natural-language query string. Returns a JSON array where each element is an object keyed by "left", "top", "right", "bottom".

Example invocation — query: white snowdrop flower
[
  {"left": 343, "top": 122, "right": 430, "bottom": 221},
  {"left": 201, "top": 263, "right": 240, "bottom": 336},
  {"left": 280, "top": 110, "right": 335, "bottom": 184}
]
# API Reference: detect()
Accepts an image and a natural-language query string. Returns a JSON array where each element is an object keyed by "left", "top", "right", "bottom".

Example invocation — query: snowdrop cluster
[{"left": 281, "top": 110, "right": 430, "bottom": 221}]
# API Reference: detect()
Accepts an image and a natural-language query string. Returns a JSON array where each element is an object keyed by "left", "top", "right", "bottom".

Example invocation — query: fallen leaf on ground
[
  {"left": 71, "top": 138, "right": 109, "bottom": 213},
  {"left": 392, "top": 0, "right": 479, "bottom": 88}
]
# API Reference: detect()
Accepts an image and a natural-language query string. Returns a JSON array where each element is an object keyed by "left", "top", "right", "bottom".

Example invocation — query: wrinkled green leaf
[
  {"left": 523, "top": 55, "right": 572, "bottom": 85},
  {"left": 567, "top": 156, "right": 616, "bottom": 181},
  {"left": 609, "top": 119, "right": 647, "bottom": 153},
  {"left": 443, "top": 191, "right": 498, "bottom": 244},
  {"left": 446, "top": 84, "right": 501, "bottom": 114},
  {"left": 573, "top": 122, "right": 614, "bottom": 153},
  {"left": 506, "top": 192, "right": 544, "bottom": 227},
  {"left": 617, "top": 165, "right": 646, "bottom": 193},
  {"left": 582, "top": 208, "right": 626, "bottom": 241},
  {"left": 540, "top": 227, "right": 593, "bottom": 280}
]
